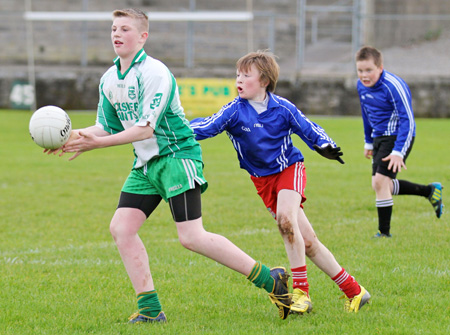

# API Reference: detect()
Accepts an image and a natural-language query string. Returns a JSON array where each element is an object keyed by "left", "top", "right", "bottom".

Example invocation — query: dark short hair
[{"left": 355, "top": 46, "right": 383, "bottom": 67}]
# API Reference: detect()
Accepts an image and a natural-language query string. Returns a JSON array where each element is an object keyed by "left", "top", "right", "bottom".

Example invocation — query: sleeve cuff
[
  {"left": 320, "top": 142, "right": 335, "bottom": 148},
  {"left": 364, "top": 143, "right": 373, "bottom": 150},
  {"left": 390, "top": 150, "right": 404, "bottom": 158},
  {"left": 94, "top": 123, "right": 110, "bottom": 134},
  {"left": 135, "top": 119, "right": 154, "bottom": 129}
]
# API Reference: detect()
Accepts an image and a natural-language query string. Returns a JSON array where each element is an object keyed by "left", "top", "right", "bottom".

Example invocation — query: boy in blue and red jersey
[
  {"left": 191, "top": 50, "right": 370, "bottom": 315},
  {"left": 355, "top": 46, "right": 444, "bottom": 238}
]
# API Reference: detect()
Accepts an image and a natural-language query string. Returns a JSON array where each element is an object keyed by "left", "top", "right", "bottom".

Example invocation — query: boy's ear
[{"left": 139, "top": 31, "right": 149, "bottom": 43}]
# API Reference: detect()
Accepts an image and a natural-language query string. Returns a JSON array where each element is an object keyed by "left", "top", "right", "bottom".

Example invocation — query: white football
[{"left": 29, "top": 105, "right": 72, "bottom": 149}]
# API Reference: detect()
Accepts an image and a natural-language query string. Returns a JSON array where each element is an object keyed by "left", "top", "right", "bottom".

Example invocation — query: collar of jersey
[
  {"left": 239, "top": 91, "right": 279, "bottom": 111},
  {"left": 113, "top": 49, "right": 147, "bottom": 80}
]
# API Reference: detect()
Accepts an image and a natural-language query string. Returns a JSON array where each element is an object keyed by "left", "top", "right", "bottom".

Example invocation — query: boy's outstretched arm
[
  {"left": 44, "top": 126, "right": 108, "bottom": 159},
  {"left": 190, "top": 113, "right": 229, "bottom": 140}
]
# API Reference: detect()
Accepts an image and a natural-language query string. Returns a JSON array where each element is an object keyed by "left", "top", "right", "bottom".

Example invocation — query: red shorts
[{"left": 250, "top": 162, "right": 307, "bottom": 219}]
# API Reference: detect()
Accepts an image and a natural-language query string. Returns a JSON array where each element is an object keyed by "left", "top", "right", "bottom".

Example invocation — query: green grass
[{"left": 0, "top": 110, "right": 449, "bottom": 334}]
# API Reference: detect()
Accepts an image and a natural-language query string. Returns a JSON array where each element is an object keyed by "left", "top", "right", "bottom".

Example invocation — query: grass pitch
[{"left": 0, "top": 110, "right": 449, "bottom": 334}]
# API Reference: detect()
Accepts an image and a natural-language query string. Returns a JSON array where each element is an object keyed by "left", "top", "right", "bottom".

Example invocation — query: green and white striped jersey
[{"left": 96, "top": 49, "right": 202, "bottom": 168}]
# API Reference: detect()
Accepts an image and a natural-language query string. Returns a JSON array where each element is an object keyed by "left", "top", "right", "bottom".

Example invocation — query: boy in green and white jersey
[
  {"left": 97, "top": 48, "right": 202, "bottom": 170},
  {"left": 54, "top": 8, "right": 291, "bottom": 323}
]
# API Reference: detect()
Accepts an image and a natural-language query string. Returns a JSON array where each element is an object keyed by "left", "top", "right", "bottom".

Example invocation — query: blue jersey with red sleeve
[
  {"left": 357, "top": 70, "right": 415, "bottom": 157},
  {"left": 190, "top": 92, "right": 336, "bottom": 177}
]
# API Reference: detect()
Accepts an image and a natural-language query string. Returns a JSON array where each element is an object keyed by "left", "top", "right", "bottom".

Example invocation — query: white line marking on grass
[
  {"left": 2, "top": 257, "right": 122, "bottom": 266},
  {"left": 0, "top": 241, "right": 114, "bottom": 257},
  {"left": 392, "top": 266, "right": 450, "bottom": 277},
  {"left": 161, "top": 229, "right": 273, "bottom": 243},
  {"left": 229, "top": 228, "right": 274, "bottom": 236},
  {"left": 0, "top": 241, "right": 122, "bottom": 266}
]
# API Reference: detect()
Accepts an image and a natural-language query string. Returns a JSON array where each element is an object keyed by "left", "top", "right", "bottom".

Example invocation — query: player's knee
[
  {"left": 176, "top": 219, "right": 205, "bottom": 251},
  {"left": 178, "top": 235, "right": 193, "bottom": 251},
  {"left": 109, "top": 220, "right": 122, "bottom": 241},
  {"left": 304, "top": 238, "right": 318, "bottom": 258},
  {"left": 277, "top": 213, "right": 295, "bottom": 242},
  {"left": 371, "top": 179, "right": 378, "bottom": 191},
  {"left": 372, "top": 174, "right": 392, "bottom": 193},
  {"left": 372, "top": 176, "right": 383, "bottom": 192},
  {"left": 177, "top": 230, "right": 200, "bottom": 251},
  {"left": 109, "top": 219, "right": 133, "bottom": 241}
]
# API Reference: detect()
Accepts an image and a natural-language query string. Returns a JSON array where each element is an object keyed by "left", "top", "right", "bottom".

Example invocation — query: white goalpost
[
  {"left": 23, "top": 9, "right": 254, "bottom": 111},
  {"left": 23, "top": 11, "right": 254, "bottom": 22}
]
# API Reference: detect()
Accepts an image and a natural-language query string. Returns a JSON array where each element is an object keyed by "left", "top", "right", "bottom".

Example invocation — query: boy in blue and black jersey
[{"left": 355, "top": 46, "right": 444, "bottom": 238}]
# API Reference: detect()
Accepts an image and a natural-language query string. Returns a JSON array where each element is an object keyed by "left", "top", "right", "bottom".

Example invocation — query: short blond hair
[
  {"left": 236, "top": 50, "right": 280, "bottom": 92},
  {"left": 112, "top": 8, "right": 149, "bottom": 33},
  {"left": 355, "top": 46, "right": 383, "bottom": 67}
]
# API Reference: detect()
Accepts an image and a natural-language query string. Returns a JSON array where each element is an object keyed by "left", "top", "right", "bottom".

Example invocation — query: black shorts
[
  {"left": 372, "top": 136, "right": 414, "bottom": 179},
  {"left": 117, "top": 184, "right": 202, "bottom": 222}
]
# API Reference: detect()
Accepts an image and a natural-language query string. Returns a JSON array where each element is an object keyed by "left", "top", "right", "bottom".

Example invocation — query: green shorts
[{"left": 122, "top": 157, "right": 208, "bottom": 202}]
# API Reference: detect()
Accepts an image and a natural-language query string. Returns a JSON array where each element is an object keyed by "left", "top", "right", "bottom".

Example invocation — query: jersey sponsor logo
[
  {"left": 117, "top": 111, "right": 138, "bottom": 121},
  {"left": 128, "top": 86, "right": 136, "bottom": 99},
  {"left": 114, "top": 102, "right": 139, "bottom": 121},
  {"left": 150, "top": 93, "right": 163, "bottom": 109},
  {"left": 168, "top": 184, "right": 183, "bottom": 192},
  {"left": 114, "top": 102, "right": 139, "bottom": 112},
  {"left": 241, "top": 126, "right": 251, "bottom": 132},
  {"left": 254, "top": 123, "right": 263, "bottom": 128}
]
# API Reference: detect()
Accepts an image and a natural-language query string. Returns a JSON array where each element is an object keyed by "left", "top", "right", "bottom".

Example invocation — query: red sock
[
  {"left": 291, "top": 265, "right": 309, "bottom": 296},
  {"left": 332, "top": 268, "right": 361, "bottom": 298}
]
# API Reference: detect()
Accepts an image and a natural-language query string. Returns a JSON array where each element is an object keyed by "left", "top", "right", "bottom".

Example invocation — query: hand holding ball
[{"left": 29, "top": 106, "right": 72, "bottom": 149}]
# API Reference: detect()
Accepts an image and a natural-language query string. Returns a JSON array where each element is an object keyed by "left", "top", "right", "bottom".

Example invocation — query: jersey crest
[{"left": 128, "top": 86, "right": 136, "bottom": 99}]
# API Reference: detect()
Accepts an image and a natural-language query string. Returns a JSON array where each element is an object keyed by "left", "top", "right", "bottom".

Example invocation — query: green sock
[
  {"left": 247, "top": 261, "right": 275, "bottom": 293},
  {"left": 137, "top": 290, "right": 162, "bottom": 318}
]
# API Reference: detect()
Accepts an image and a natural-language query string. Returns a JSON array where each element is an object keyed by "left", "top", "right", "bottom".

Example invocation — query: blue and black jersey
[
  {"left": 190, "top": 92, "right": 336, "bottom": 177},
  {"left": 357, "top": 70, "right": 415, "bottom": 158}
]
